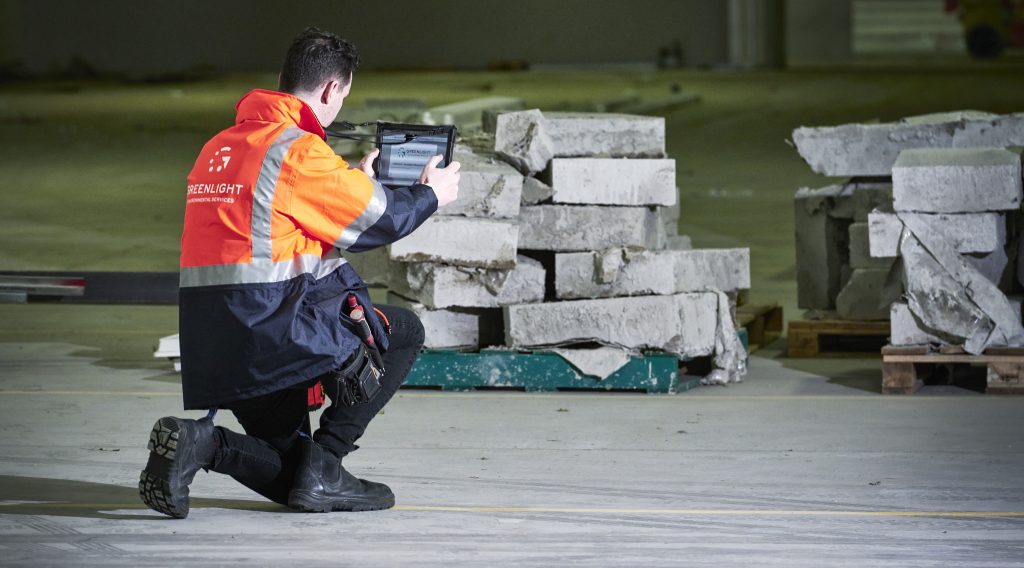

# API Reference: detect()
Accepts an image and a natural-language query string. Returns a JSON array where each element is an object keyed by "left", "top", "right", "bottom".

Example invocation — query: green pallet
[
  {"left": 738, "top": 327, "right": 749, "bottom": 353},
  {"left": 403, "top": 350, "right": 686, "bottom": 393}
]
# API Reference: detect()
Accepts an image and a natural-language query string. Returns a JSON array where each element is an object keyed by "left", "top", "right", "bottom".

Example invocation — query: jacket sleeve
[{"left": 285, "top": 136, "right": 438, "bottom": 252}]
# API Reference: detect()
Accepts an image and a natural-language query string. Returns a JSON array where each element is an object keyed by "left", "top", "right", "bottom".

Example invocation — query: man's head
[{"left": 279, "top": 27, "right": 361, "bottom": 127}]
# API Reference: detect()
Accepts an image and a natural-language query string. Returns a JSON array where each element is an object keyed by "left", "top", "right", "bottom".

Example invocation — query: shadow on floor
[
  {"left": 825, "top": 367, "right": 884, "bottom": 394},
  {"left": 0, "top": 475, "right": 287, "bottom": 520}
]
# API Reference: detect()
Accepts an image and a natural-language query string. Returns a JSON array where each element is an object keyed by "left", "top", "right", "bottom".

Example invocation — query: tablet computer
[{"left": 373, "top": 122, "right": 457, "bottom": 189}]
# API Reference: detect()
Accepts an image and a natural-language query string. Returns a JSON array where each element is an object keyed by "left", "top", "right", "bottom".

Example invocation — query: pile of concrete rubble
[
  {"left": 792, "top": 111, "right": 1024, "bottom": 353},
  {"left": 350, "top": 109, "right": 750, "bottom": 383}
]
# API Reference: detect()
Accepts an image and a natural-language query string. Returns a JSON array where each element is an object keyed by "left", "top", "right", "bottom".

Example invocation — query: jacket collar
[{"left": 234, "top": 89, "right": 326, "bottom": 139}]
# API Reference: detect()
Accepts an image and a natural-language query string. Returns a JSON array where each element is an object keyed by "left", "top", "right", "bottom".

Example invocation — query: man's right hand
[{"left": 419, "top": 155, "right": 460, "bottom": 207}]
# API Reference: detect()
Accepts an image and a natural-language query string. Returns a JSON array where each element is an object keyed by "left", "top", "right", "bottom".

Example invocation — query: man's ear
[{"left": 321, "top": 80, "right": 340, "bottom": 105}]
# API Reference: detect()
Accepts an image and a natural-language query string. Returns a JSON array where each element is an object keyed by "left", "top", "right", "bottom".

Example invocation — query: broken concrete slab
[
  {"left": 520, "top": 176, "right": 552, "bottom": 205},
  {"left": 390, "top": 255, "right": 546, "bottom": 309},
  {"left": 835, "top": 268, "right": 892, "bottom": 321},
  {"left": 518, "top": 205, "right": 664, "bottom": 252},
  {"left": 890, "top": 301, "right": 945, "bottom": 346},
  {"left": 493, "top": 109, "right": 554, "bottom": 175},
  {"left": 504, "top": 293, "right": 718, "bottom": 358},
  {"left": 548, "top": 158, "right": 677, "bottom": 206},
  {"left": 387, "top": 293, "right": 481, "bottom": 350},
  {"left": 554, "top": 248, "right": 750, "bottom": 299},
  {"left": 899, "top": 212, "right": 1024, "bottom": 352},
  {"left": 442, "top": 148, "right": 523, "bottom": 218},
  {"left": 868, "top": 211, "right": 1004, "bottom": 258},
  {"left": 892, "top": 148, "right": 1023, "bottom": 213},
  {"left": 890, "top": 298, "right": 1024, "bottom": 346},
  {"left": 848, "top": 223, "right": 894, "bottom": 270},
  {"left": 792, "top": 111, "right": 1024, "bottom": 177},
  {"left": 706, "top": 289, "right": 747, "bottom": 385},
  {"left": 390, "top": 217, "right": 518, "bottom": 269},
  {"left": 794, "top": 186, "right": 853, "bottom": 309}
]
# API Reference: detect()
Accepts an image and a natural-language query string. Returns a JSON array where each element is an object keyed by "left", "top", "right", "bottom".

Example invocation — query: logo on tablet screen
[{"left": 396, "top": 146, "right": 433, "bottom": 160}]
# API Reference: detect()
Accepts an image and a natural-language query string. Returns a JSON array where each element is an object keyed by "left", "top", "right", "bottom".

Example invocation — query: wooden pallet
[
  {"left": 881, "top": 344, "right": 1024, "bottom": 394},
  {"left": 787, "top": 319, "right": 890, "bottom": 358},
  {"left": 736, "top": 304, "right": 783, "bottom": 353}
]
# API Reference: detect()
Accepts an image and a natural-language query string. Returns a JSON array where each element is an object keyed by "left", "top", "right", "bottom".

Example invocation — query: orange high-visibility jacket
[{"left": 178, "top": 89, "right": 436, "bottom": 409}]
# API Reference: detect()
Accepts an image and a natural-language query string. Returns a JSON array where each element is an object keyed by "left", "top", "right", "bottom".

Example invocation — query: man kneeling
[{"left": 139, "top": 27, "right": 460, "bottom": 518}]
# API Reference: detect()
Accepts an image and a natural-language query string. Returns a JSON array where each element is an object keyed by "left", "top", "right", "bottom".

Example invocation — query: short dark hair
[{"left": 279, "top": 27, "right": 360, "bottom": 93}]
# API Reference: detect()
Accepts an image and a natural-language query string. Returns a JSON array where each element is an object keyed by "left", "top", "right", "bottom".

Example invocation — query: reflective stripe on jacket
[{"left": 178, "top": 89, "right": 437, "bottom": 409}]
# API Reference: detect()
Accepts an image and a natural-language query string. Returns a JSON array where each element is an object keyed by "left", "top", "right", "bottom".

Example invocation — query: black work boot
[
  {"left": 138, "top": 416, "right": 216, "bottom": 519},
  {"left": 287, "top": 440, "right": 395, "bottom": 512}
]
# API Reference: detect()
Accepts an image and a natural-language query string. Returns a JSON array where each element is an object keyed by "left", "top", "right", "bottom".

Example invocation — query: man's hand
[
  {"left": 419, "top": 155, "right": 460, "bottom": 207},
  {"left": 358, "top": 148, "right": 380, "bottom": 178}
]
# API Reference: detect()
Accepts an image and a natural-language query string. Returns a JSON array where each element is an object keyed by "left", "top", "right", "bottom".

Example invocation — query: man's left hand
[{"left": 358, "top": 148, "right": 380, "bottom": 178}]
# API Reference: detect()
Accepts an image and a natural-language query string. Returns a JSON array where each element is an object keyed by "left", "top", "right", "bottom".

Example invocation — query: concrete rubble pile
[
  {"left": 792, "top": 112, "right": 1024, "bottom": 353},
  {"left": 349, "top": 109, "right": 751, "bottom": 384}
]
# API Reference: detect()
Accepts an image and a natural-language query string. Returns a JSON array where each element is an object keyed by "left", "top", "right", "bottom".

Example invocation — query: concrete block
[
  {"left": 387, "top": 293, "right": 480, "bottom": 350},
  {"left": 868, "top": 211, "right": 1004, "bottom": 258},
  {"left": 390, "top": 255, "right": 545, "bottom": 309},
  {"left": 390, "top": 217, "right": 518, "bottom": 269},
  {"left": 548, "top": 158, "right": 677, "bottom": 206},
  {"left": 890, "top": 298, "right": 1023, "bottom": 346},
  {"left": 792, "top": 111, "right": 1024, "bottom": 177},
  {"left": 518, "top": 205, "right": 664, "bottom": 252},
  {"left": 835, "top": 268, "right": 892, "bottom": 321},
  {"left": 485, "top": 111, "right": 666, "bottom": 158},
  {"left": 892, "top": 148, "right": 1022, "bottom": 213},
  {"left": 493, "top": 109, "right": 554, "bottom": 175},
  {"left": 504, "top": 293, "right": 718, "bottom": 358},
  {"left": 555, "top": 248, "right": 750, "bottom": 299},
  {"left": 521, "top": 176, "right": 552, "bottom": 205},
  {"left": 544, "top": 112, "right": 665, "bottom": 158},
  {"left": 848, "top": 223, "right": 893, "bottom": 269},
  {"left": 794, "top": 186, "right": 853, "bottom": 309},
  {"left": 443, "top": 148, "right": 522, "bottom": 218}
]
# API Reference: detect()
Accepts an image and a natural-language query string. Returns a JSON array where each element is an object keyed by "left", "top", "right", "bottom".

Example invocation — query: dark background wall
[{"left": 1, "top": 0, "right": 732, "bottom": 75}]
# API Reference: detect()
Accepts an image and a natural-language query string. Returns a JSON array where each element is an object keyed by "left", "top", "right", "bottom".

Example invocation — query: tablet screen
[{"left": 375, "top": 124, "right": 455, "bottom": 188}]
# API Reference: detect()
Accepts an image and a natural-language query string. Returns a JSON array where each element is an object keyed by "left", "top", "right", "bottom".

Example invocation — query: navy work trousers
[{"left": 208, "top": 304, "right": 424, "bottom": 504}]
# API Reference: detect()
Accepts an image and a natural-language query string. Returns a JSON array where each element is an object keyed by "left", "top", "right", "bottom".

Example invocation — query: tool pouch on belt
[{"left": 321, "top": 343, "right": 384, "bottom": 407}]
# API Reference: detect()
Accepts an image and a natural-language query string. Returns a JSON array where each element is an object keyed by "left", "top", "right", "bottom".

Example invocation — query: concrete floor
[
  {"left": 3, "top": 64, "right": 1024, "bottom": 565},
  {"left": 0, "top": 305, "right": 1023, "bottom": 566}
]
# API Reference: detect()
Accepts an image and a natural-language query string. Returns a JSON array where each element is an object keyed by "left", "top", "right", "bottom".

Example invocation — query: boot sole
[
  {"left": 287, "top": 489, "right": 395, "bottom": 513},
  {"left": 139, "top": 418, "right": 189, "bottom": 519}
]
